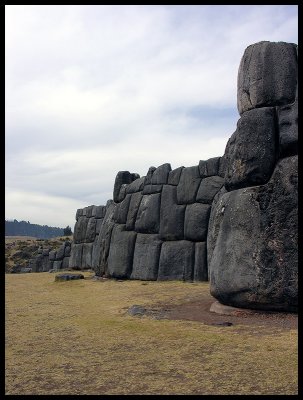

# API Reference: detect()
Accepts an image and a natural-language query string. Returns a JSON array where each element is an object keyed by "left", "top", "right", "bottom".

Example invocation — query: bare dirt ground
[{"left": 132, "top": 282, "right": 297, "bottom": 331}]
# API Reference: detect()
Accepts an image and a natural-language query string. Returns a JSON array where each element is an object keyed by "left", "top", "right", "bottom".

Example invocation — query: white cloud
[{"left": 5, "top": 5, "right": 298, "bottom": 227}]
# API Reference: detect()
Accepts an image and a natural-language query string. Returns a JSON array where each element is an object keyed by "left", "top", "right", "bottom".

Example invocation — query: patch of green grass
[{"left": 5, "top": 273, "right": 297, "bottom": 395}]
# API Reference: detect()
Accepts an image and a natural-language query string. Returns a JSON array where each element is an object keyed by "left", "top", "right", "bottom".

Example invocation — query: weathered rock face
[
  {"left": 237, "top": 41, "right": 297, "bottom": 115},
  {"left": 208, "top": 41, "right": 298, "bottom": 312},
  {"left": 69, "top": 204, "right": 107, "bottom": 270}
]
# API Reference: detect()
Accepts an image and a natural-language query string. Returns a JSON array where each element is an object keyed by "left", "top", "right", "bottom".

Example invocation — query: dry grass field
[{"left": 5, "top": 271, "right": 298, "bottom": 395}]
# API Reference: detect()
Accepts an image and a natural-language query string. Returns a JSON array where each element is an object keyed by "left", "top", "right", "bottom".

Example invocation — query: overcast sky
[{"left": 5, "top": 5, "right": 298, "bottom": 229}]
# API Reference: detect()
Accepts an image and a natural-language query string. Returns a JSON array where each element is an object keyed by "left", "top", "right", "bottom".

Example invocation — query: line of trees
[{"left": 5, "top": 220, "right": 73, "bottom": 239}]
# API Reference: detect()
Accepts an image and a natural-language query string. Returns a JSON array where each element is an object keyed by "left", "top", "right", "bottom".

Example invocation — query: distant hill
[{"left": 5, "top": 220, "right": 65, "bottom": 239}]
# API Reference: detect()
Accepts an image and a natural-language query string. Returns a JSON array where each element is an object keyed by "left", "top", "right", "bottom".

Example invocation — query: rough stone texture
[
  {"left": 94, "top": 205, "right": 106, "bottom": 219},
  {"left": 113, "top": 171, "right": 139, "bottom": 203},
  {"left": 196, "top": 176, "right": 224, "bottom": 204},
  {"left": 86, "top": 217, "right": 97, "bottom": 242},
  {"left": 184, "top": 203, "right": 211, "bottom": 242},
  {"left": 107, "top": 224, "right": 137, "bottom": 279},
  {"left": 92, "top": 201, "right": 117, "bottom": 276},
  {"left": 135, "top": 193, "right": 161, "bottom": 234},
  {"left": 125, "top": 192, "right": 143, "bottom": 231},
  {"left": 144, "top": 166, "right": 156, "bottom": 186},
  {"left": 218, "top": 156, "right": 226, "bottom": 178},
  {"left": 276, "top": 98, "right": 298, "bottom": 158},
  {"left": 199, "top": 157, "right": 220, "bottom": 178},
  {"left": 194, "top": 242, "right": 208, "bottom": 281},
  {"left": 69, "top": 243, "right": 83, "bottom": 270},
  {"left": 142, "top": 185, "right": 163, "bottom": 195},
  {"left": 224, "top": 107, "right": 276, "bottom": 191},
  {"left": 49, "top": 250, "right": 57, "bottom": 261},
  {"left": 42, "top": 248, "right": 50, "bottom": 256},
  {"left": 177, "top": 166, "right": 201, "bottom": 204},
  {"left": 125, "top": 176, "right": 145, "bottom": 194},
  {"left": 208, "top": 156, "right": 297, "bottom": 311},
  {"left": 113, "top": 194, "right": 131, "bottom": 224},
  {"left": 82, "top": 243, "right": 93, "bottom": 269},
  {"left": 207, "top": 186, "right": 228, "bottom": 264},
  {"left": 151, "top": 163, "right": 171, "bottom": 185},
  {"left": 55, "top": 244, "right": 65, "bottom": 261},
  {"left": 73, "top": 216, "right": 89, "bottom": 244},
  {"left": 53, "top": 260, "right": 63, "bottom": 270},
  {"left": 64, "top": 245, "right": 71, "bottom": 257},
  {"left": 96, "top": 218, "right": 104, "bottom": 235},
  {"left": 85, "top": 205, "right": 95, "bottom": 218},
  {"left": 130, "top": 234, "right": 162, "bottom": 280},
  {"left": 76, "top": 208, "right": 83, "bottom": 221},
  {"left": 159, "top": 185, "right": 185, "bottom": 240},
  {"left": 237, "top": 41, "right": 297, "bottom": 115},
  {"left": 117, "top": 184, "right": 127, "bottom": 203},
  {"left": 168, "top": 166, "right": 184, "bottom": 186},
  {"left": 158, "top": 240, "right": 194, "bottom": 281},
  {"left": 62, "top": 257, "right": 70, "bottom": 269}
]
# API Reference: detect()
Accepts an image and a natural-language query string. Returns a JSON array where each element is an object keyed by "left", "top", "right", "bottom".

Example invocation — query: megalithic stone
[{"left": 237, "top": 41, "right": 297, "bottom": 115}]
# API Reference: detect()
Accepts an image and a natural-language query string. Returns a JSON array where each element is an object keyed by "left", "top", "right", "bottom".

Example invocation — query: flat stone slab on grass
[{"left": 55, "top": 273, "right": 85, "bottom": 281}]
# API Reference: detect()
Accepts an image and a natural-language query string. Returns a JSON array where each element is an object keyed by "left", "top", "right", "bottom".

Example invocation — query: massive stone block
[
  {"left": 276, "top": 98, "right": 298, "bottom": 158},
  {"left": 55, "top": 244, "right": 66, "bottom": 261},
  {"left": 144, "top": 166, "right": 156, "bottom": 186},
  {"left": 62, "top": 257, "right": 70, "bottom": 270},
  {"left": 107, "top": 224, "right": 137, "bottom": 279},
  {"left": 64, "top": 245, "right": 71, "bottom": 257},
  {"left": 113, "top": 194, "right": 131, "bottom": 224},
  {"left": 184, "top": 203, "right": 211, "bottom": 242},
  {"left": 208, "top": 156, "right": 297, "bottom": 311},
  {"left": 224, "top": 107, "right": 276, "bottom": 191},
  {"left": 69, "top": 243, "right": 83, "bottom": 270},
  {"left": 130, "top": 234, "right": 162, "bottom": 281},
  {"left": 94, "top": 205, "right": 106, "bottom": 219},
  {"left": 85, "top": 205, "right": 95, "bottom": 218},
  {"left": 73, "top": 216, "right": 89, "bottom": 244},
  {"left": 194, "top": 242, "right": 208, "bottom": 281},
  {"left": 177, "top": 166, "right": 201, "bottom": 204},
  {"left": 168, "top": 166, "right": 184, "bottom": 186},
  {"left": 142, "top": 185, "right": 163, "bottom": 195},
  {"left": 158, "top": 240, "right": 195, "bottom": 281},
  {"left": 151, "top": 163, "right": 171, "bottom": 184},
  {"left": 199, "top": 157, "right": 220, "bottom": 178},
  {"left": 92, "top": 201, "right": 117, "bottom": 276},
  {"left": 125, "top": 176, "right": 145, "bottom": 194},
  {"left": 96, "top": 218, "right": 104, "bottom": 235},
  {"left": 113, "top": 171, "right": 139, "bottom": 203},
  {"left": 82, "top": 243, "right": 93, "bottom": 269},
  {"left": 196, "top": 176, "right": 224, "bottom": 204},
  {"left": 86, "top": 217, "right": 97, "bottom": 243},
  {"left": 125, "top": 192, "right": 143, "bottom": 231},
  {"left": 117, "top": 184, "right": 127, "bottom": 203},
  {"left": 237, "top": 41, "right": 297, "bottom": 115},
  {"left": 76, "top": 208, "right": 83, "bottom": 221},
  {"left": 159, "top": 185, "right": 185, "bottom": 240},
  {"left": 135, "top": 193, "right": 161, "bottom": 234}
]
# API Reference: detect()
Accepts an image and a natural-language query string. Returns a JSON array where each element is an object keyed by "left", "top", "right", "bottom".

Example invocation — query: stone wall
[
  {"left": 68, "top": 40, "right": 298, "bottom": 312},
  {"left": 69, "top": 205, "right": 107, "bottom": 270},
  {"left": 30, "top": 240, "right": 71, "bottom": 272},
  {"left": 207, "top": 41, "right": 298, "bottom": 311}
]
